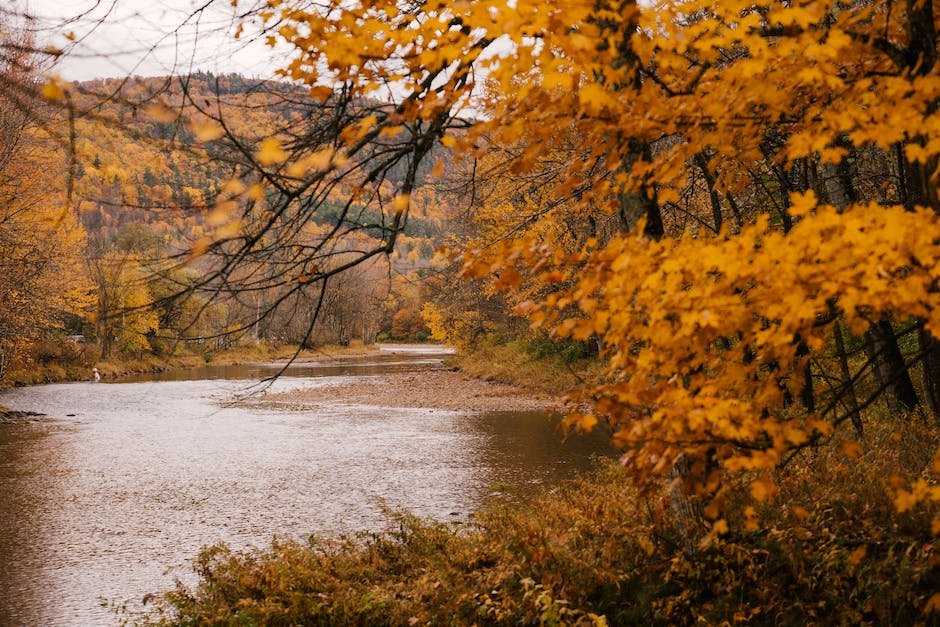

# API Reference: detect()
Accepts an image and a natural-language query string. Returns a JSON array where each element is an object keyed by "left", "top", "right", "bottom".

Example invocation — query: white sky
[{"left": 15, "top": 0, "right": 284, "bottom": 80}]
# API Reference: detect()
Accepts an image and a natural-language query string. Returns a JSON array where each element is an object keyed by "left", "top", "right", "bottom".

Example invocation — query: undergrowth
[{"left": 451, "top": 340, "right": 602, "bottom": 395}]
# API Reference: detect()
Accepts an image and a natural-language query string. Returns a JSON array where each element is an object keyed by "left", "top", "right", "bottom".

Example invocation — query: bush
[{"left": 523, "top": 335, "right": 595, "bottom": 363}]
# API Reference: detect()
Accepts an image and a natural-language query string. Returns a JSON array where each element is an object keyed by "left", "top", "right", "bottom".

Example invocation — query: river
[{"left": 0, "top": 345, "right": 612, "bottom": 625}]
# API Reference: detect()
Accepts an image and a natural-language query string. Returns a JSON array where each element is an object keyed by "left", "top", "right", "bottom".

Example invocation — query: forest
[
  {"left": 1, "top": 0, "right": 940, "bottom": 623},
  {"left": 1, "top": 70, "right": 449, "bottom": 382}
]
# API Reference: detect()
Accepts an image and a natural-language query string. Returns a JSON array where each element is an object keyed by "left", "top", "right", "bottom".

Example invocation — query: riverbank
[
  {"left": 0, "top": 404, "right": 44, "bottom": 423},
  {"left": 447, "top": 341, "right": 603, "bottom": 395},
  {"left": 242, "top": 368, "right": 560, "bottom": 413},
  {"left": 0, "top": 341, "right": 382, "bottom": 388}
]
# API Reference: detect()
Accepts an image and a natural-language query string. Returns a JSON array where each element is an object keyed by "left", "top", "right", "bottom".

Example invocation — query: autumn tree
[
  {"left": 0, "top": 18, "right": 91, "bottom": 377},
  {"left": 86, "top": 225, "right": 161, "bottom": 358}
]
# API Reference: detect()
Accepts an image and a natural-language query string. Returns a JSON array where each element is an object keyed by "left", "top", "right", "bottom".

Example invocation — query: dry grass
[{"left": 451, "top": 341, "right": 603, "bottom": 395}]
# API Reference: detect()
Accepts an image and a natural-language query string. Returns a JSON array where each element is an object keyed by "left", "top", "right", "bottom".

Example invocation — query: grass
[{"left": 450, "top": 340, "right": 603, "bottom": 395}]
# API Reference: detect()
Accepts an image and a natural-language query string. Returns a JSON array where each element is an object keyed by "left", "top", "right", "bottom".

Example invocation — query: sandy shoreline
[{"left": 242, "top": 369, "right": 560, "bottom": 413}]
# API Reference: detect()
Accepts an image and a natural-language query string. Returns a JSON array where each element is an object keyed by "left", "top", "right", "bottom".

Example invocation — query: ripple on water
[{"left": 0, "top": 351, "right": 612, "bottom": 626}]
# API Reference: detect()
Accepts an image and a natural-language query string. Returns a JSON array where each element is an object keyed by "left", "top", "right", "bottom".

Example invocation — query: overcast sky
[{"left": 16, "top": 0, "right": 284, "bottom": 80}]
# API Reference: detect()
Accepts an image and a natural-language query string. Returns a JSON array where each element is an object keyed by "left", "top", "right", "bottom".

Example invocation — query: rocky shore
[
  {"left": 242, "top": 369, "right": 560, "bottom": 413},
  {"left": 0, "top": 406, "right": 45, "bottom": 424}
]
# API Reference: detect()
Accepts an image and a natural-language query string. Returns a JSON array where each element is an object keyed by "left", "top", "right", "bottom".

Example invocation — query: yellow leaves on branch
[
  {"left": 257, "top": 137, "right": 288, "bottom": 166},
  {"left": 482, "top": 201, "right": 940, "bottom": 496},
  {"left": 286, "top": 148, "right": 337, "bottom": 177}
]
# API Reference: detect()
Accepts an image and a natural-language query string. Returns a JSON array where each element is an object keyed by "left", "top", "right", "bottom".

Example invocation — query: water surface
[{"left": 0, "top": 346, "right": 612, "bottom": 625}]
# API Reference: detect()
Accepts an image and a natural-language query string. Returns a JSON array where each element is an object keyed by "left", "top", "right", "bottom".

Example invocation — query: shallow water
[{"left": 0, "top": 346, "right": 612, "bottom": 625}]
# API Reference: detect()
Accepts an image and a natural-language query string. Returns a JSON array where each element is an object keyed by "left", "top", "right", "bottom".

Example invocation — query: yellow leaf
[
  {"left": 577, "top": 413, "right": 598, "bottom": 431},
  {"left": 840, "top": 439, "right": 863, "bottom": 459},
  {"left": 894, "top": 489, "right": 918, "bottom": 513},
  {"left": 925, "top": 593, "right": 940, "bottom": 614},
  {"left": 578, "top": 83, "right": 615, "bottom": 113},
  {"left": 440, "top": 135, "right": 458, "bottom": 149},
  {"left": 380, "top": 125, "right": 404, "bottom": 138},
  {"left": 247, "top": 183, "right": 266, "bottom": 201},
  {"left": 208, "top": 200, "right": 238, "bottom": 226},
  {"left": 848, "top": 545, "right": 866, "bottom": 566},
  {"left": 216, "top": 218, "right": 244, "bottom": 239},
  {"left": 41, "top": 79, "right": 65, "bottom": 102},
  {"left": 744, "top": 506, "right": 760, "bottom": 532},
  {"left": 220, "top": 179, "right": 246, "bottom": 196},
  {"left": 193, "top": 120, "right": 226, "bottom": 142},
  {"left": 750, "top": 478, "right": 779, "bottom": 502},
  {"left": 309, "top": 86, "right": 333, "bottom": 102},
  {"left": 789, "top": 190, "right": 817, "bottom": 217},
  {"left": 257, "top": 137, "right": 288, "bottom": 165},
  {"left": 391, "top": 194, "right": 410, "bottom": 212},
  {"left": 543, "top": 72, "right": 574, "bottom": 91},
  {"left": 306, "top": 148, "right": 334, "bottom": 172},
  {"left": 287, "top": 149, "right": 334, "bottom": 177},
  {"left": 189, "top": 236, "right": 212, "bottom": 260}
]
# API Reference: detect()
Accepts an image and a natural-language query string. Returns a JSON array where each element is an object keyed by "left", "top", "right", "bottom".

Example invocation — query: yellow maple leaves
[
  {"left": 257, "top": 137, "right": 288, "bottom": 165},
  {"left": 477, "top": 199, "right": 940, "bottom": 514}
]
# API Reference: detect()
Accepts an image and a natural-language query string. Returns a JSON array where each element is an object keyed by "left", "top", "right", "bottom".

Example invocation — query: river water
[{"left": 0, "top": 346, "right": 612, "bottom": 626}]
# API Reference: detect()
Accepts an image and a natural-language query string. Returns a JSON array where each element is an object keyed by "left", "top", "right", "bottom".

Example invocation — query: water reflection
[{"left": 0, "top": 348, "right": 611, "bottom": 626}]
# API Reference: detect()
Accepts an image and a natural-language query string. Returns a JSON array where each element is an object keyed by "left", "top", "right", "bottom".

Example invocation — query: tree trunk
[
  {"left": 871, "top": 318, "right": 919, "bottom": 412},
  {"left": 834, "top": 325, "right": 863, "bottom": 438},
  {"left": 919, "top": 323, "right": 940, "bottom": 422},
  {"left": 669, "top": 455, "right": 704, "bottom": 554},
  {"left": 694, "top": 152, "right": 723, "bottom": 232}
]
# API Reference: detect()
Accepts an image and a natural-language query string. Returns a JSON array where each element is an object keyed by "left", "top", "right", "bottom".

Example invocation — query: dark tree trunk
[
  {"left": 919, "top": 323, "right": 940, "bottom": 422},
  {"left": 669, "top": 455, "right": 704, "bottom": 554},
  {"left": 872, "top": 318, "right": 919, "bottom": 412},
  {"left": 834, "top": 325, "right": 863, "bottom": 438},
  {"left": 795, "top": 339, "right": 815, "bottom": 412},
  {"left": 694, "top": 152, "right": 723, "bottom": 232}
]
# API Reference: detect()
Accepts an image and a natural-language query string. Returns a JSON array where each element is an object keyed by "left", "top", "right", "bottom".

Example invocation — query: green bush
[{"left": 523, "top": 335, "right": 594, "bottom": 363}]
